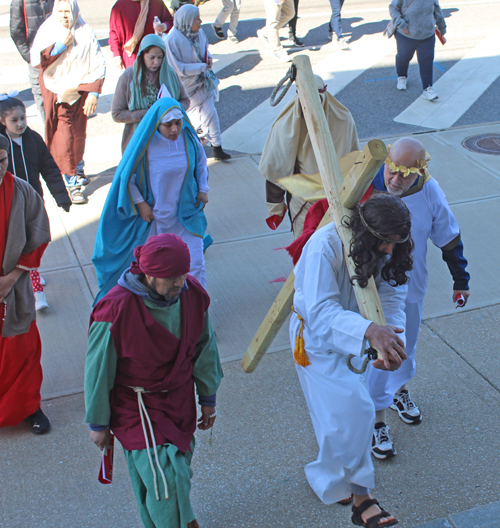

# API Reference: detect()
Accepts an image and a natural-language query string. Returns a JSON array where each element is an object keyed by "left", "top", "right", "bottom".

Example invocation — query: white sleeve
[
  {"left": 376, "top": 273, "right": 407, "bottom": 347},
  {"left": 196, "top": 140, "right": 209, "bottom": 193},
  {"left": 296, "top": 244, "right": 372, "bottom": 357},
  {"left": 128, "top": 174, "right": 145, "bottom": 204},
  {"left": 427, "top": 179, "right": 460, "bottom": 248}
]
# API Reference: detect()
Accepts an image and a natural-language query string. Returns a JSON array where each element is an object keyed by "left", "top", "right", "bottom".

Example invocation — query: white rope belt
[{"left": 128, "top": 386, "right": 169, "bottom": 501}]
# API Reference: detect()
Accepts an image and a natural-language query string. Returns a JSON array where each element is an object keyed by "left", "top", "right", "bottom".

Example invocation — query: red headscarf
[{"left": 130, "top": 233, "right": 191, "bottom": 278}]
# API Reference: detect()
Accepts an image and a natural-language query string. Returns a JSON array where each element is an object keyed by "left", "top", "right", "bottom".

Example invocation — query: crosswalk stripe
[
  {"left": 394, "top": 31, "right": 500, "bottom": 129},
  {"left": 221, "top": 37, "right": 395, "bottom": 153}
]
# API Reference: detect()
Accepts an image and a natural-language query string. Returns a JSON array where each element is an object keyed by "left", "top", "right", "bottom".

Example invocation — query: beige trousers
[{"left": 263, "top": 0, "right": 295, "bottom": 51}]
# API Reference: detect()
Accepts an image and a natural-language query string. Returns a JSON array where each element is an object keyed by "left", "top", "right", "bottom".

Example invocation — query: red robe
[
  {"left": 109, "top": 0, "right": 173, "bottom": 69},
  {"left": 0, "top": 173, "right": 49, "bottom": 427}
]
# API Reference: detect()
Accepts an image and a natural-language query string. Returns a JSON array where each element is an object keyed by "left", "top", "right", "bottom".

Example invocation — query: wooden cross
[{"left": 241, "top": 55, "right": 388, "bottom": 373}]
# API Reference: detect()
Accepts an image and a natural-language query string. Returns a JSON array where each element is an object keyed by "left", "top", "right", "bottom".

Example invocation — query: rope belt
[{"left": 128, "top": 386, "right": 169, "bottom": 501}]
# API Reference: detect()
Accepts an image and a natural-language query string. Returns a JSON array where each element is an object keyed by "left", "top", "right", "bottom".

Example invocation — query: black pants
[
  {"left": 288, "top": 0, "right": 299, "bottom": 35},
  {"left": 395, "top": 31, "right": 436, "bottom": 90}
]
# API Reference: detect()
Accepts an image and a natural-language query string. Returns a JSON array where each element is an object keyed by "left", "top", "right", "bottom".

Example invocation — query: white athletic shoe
[
  {"left": 337, "top": 37, "right": 350, "bottom": 50},
  {"left": 390, "top": 389, "right": 422, "bottom": 424},
  {"left": 272, "top": 49, "right": 292, "bottom": 62},
  {"left": 397, "top": 76, "right": 407, "bottom": 90},
  {"left": 257, "top": 29, "right": 269, "bottom": 48},
  {"left": 371, "top": 422, "right": 396, "bottom": 459},
  {"left": 35, "top": 291, "right": 49, "bottom": 311},
  {"left": 421, "top": 86, "right": 438, "bottom": 100},
  {"left": 39, "top": 275, "right": 46, "bottom": 286}
]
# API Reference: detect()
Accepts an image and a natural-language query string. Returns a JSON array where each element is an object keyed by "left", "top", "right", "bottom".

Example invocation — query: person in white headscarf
[
  {"left": 30, "top": 0, "right": 105, "bottom": 203},
  {"left": 165, "top": 4, "right": 231, "bottom": 161}
]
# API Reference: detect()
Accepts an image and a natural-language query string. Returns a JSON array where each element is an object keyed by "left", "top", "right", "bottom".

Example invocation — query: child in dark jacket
[{"left": 0, "top": 93, "right": 71, "bottom": 311}]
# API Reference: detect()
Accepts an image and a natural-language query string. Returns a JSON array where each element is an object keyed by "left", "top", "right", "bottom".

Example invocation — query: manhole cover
[{"left": 462, "top": 134, "right": 500, "bottom": 155}]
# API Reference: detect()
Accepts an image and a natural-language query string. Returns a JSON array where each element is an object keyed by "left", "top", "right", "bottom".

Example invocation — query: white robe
[
  {"left": 368, "top": 178, "right": 460, "bottom": 410},
  {"left": 290, "top": 222, "right": 407, "bottom": 504},
  {"left": 128, "top": 131, "right": 209, "bottom": 287},
  {"left": 165, "top": 28, "right": 222, "bottom": 147}
]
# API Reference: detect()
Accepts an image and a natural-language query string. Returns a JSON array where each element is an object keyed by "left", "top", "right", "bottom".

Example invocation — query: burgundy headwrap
[{"left": 130, "top": 234, "right": 191, "bottom": 278}]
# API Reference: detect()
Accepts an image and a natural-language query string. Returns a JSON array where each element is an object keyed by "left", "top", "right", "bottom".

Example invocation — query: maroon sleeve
[
  {"left": 40, "top": 45, "right": 62, "bottom": 70},
  {"left": 109, "top": 5, "right": 124, "bottom": 59},
  {"left": 79, "top": 78, "right": 105, "bottom": 94}
]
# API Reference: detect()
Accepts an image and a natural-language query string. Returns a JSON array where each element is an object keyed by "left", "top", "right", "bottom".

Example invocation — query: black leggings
[
  {"left": 288, "top": 0, "right": 300, "bottom": 35},
  {"left": 395, "top": 31, "right": 435, "bottom": 89}
]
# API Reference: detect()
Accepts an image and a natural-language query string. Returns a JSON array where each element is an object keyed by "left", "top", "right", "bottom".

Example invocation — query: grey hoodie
[{"left": 389, "top": 0, "right": 446, "bottom": 40}]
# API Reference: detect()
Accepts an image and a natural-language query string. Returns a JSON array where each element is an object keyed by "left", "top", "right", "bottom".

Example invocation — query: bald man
[{"left": 367, "top": 137, "right": 470, "bottom": 458}]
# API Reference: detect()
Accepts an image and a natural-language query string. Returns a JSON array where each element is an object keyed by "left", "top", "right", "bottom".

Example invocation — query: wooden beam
[
  {"left": 241, "top": 58, "right": 389, "bottom": 373},
  {"left": 241, "top": 213, "right": 331, "bottom": 373},
  {"left": 292, "top": 54, "right": 386, "bottom": 342}
]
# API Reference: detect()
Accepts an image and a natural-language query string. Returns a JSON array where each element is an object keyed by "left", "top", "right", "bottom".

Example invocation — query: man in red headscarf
[
  {"left": 85, "top": 233, "right": 222, "bottom": 528},
  {"left": 0, "top": 134, "right": 51, "bottom": 433}
]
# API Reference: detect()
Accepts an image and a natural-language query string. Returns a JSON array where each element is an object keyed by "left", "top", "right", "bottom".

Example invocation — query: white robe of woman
[
  {"left": 165, "top": 28, "right": 222, "bottom": 146},
  {"left": 290, "top": 222, "right": 407, "bottom": 504},
  {"left": 128, "top": 130, "right": 209, "bottom": 287},
  {"left": 367, "top": 178, "right": 460, "bottom": 410}
]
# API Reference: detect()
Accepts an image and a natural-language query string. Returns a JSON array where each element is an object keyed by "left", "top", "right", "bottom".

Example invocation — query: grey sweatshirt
[{"left": 389, "top": 0, "right": 446, "bottom": 40}]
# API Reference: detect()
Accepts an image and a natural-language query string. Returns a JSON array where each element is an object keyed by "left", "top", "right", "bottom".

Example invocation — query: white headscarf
[
  {"left": 30, "top": 0, "right": 106, "bottom": 105},
  {"left": 173, "top": 4, "right": 200, "bottom": 38},
  {"left": 160, "top": 108, "right": 184, "bottom": 123}
]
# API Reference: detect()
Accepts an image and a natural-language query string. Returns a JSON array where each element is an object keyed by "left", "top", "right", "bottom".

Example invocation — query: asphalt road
[{"left": 1, "top": 0, "right": 500, "bottom": 140}]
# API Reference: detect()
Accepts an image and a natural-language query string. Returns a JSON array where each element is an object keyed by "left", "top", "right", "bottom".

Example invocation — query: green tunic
[{"left": 85, "top": 297, "right": 223, "bottom": 528}]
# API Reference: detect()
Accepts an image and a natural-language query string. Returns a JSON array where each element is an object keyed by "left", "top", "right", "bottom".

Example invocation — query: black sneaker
[
  {"left": 27, "top": 408, "right": 51, "bottom": 434},
  {"left": 371, "top": 422, "right": 395, "bottom": 459},
  {"left": 287, "top": 34, "right": 305, "bottom": 47},
  {"left": 212, "top": 24, "right": 225, "bottom": 40}
]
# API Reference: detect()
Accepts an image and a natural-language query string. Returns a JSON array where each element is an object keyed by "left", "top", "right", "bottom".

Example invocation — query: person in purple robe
[{"left": 85, "top": 233, "right": 223, "bottom": 528}]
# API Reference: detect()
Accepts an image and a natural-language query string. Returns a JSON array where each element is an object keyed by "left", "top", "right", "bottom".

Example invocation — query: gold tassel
[{"left": 292, "top": 307, "right": 311, "bottom": 367}]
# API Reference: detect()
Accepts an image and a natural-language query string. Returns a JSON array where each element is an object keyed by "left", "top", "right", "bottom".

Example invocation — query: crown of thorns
[{"left": 358, "top": 204, "right": 411, "bottom": 244}]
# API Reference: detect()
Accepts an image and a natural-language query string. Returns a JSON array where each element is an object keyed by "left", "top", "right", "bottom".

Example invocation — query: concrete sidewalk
[{"left": 1, "top": 121, "right": 500, "bottom": 528}]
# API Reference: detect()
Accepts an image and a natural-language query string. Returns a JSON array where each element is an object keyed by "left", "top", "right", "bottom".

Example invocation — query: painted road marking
[{"left": 221, "top": 37, "right": 396, "bottom": 153}]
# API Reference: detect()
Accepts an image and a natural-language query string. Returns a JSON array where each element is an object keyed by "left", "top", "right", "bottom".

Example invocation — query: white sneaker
[
  {"left": 35, "top": 291, "right": 49, "bottom": 311},
  {"left": 257, "top": 29, "right": 269, "bottom": 48},
  {"left": 397, "top": 76, "right": 407, "bottom": 90},
  {"left": 272, "top": 49, "right": 292, "bottom": 62},
  {"left": 39, "top": 275, "right": 46, "bottom": 286},
  {"left": 390, "top": 389, "right": 422, "bottom": 424},
  {"left": 421, "top": 86, "right": 438, "bottom": 100},
  {"left": 371, "top": 422, "right": 396, "bottom": 459},
  {"left": 337, "top": 37, "right": 350, "bottom": 50}
]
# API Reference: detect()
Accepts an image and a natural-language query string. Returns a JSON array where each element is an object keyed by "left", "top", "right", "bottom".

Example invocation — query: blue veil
[{"left": 92, "top": 97, "right": 206, "bottom": 303}]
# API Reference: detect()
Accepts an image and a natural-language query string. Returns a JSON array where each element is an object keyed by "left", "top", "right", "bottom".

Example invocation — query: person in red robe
[
  {"left": 0, "top": 134, "right": 51, "bottom": 433},
  {"left": 109, "top": 0, "right": 173, "bottom": 70}
]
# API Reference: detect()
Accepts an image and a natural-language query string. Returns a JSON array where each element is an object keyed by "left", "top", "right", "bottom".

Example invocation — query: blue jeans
[
  {"left": 395, "top": 31, "right": 436, "bottom": 90},
  {"left": 328, "top": 0, "right": 345, "bottom": 39}
]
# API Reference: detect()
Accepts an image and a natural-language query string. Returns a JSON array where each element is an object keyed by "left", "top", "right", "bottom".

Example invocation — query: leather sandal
[
  {"left": 337, "top": 494, "right": 354, "bottom": 505},
  {"left": 351, "top": 498, "right": 398, "bottom": 528}
]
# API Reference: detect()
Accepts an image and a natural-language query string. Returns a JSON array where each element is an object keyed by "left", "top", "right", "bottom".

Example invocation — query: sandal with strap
[
  {"left": 69, "top": 186, "right": 86, "bottom": 205},
  {"left": 352, "top": 498, "right": 398, "bottom": 528},
  {"left": 338, "top": 494, "right": 354, "bottom": 505}
]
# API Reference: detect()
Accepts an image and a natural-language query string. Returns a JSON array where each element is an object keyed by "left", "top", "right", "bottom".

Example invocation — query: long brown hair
[
  {"left": 135, "top": 45, "right": 164, "bottom": 96},
  {"left": 343, "top": 193, "right": 414, "bottom": 288}
]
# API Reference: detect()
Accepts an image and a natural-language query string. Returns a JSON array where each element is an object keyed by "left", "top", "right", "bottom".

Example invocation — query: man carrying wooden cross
[{"left": 291, "top": 193, "right": 412, "bottom": 527}]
